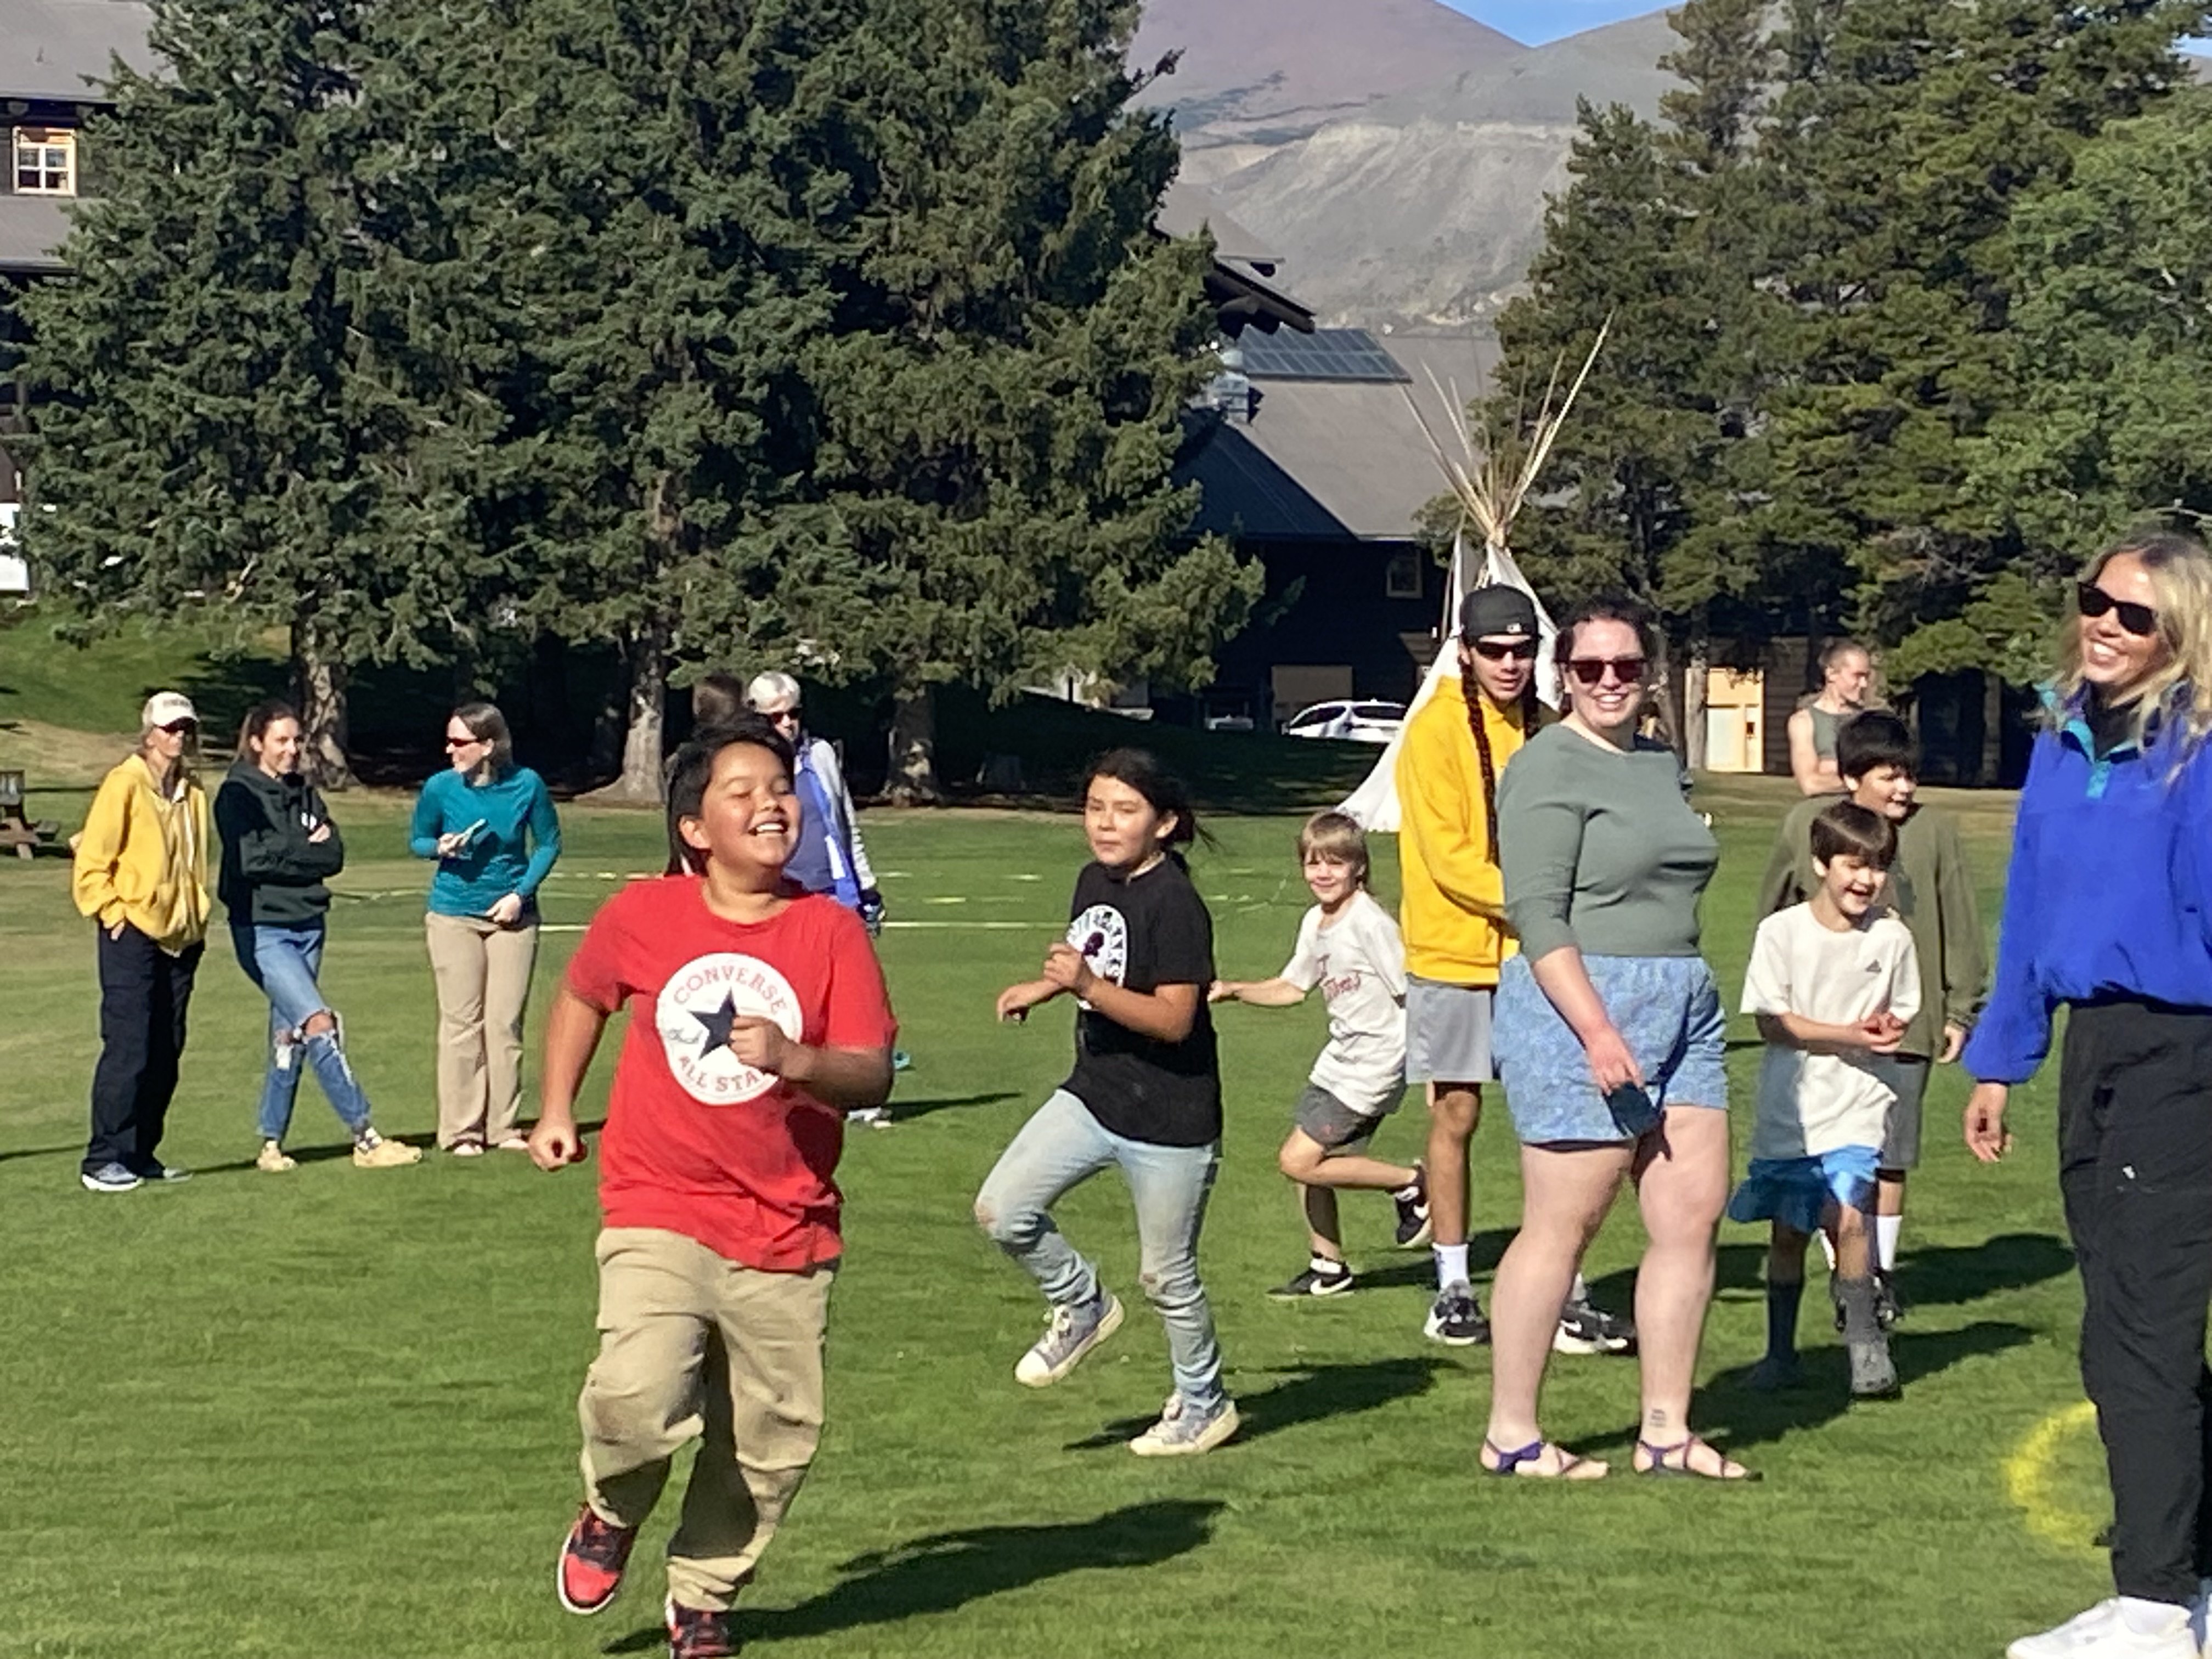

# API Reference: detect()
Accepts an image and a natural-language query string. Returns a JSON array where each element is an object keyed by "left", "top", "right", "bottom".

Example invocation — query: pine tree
[
  {"left": 1985, "top": 85, "right": 2212, "bottom": 619},
  {"left": 19, "top": 0, "right": 499, "bottom": 784},
  {"left": 746, "top": 0, "right": 1257, "bottom": 800}
]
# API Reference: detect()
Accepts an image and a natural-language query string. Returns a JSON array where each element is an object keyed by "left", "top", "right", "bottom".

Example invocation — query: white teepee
[{"left": 1336, "top": 323, "right": 1609, "bottom": 833}]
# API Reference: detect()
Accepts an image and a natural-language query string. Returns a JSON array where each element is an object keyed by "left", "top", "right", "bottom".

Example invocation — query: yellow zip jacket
[
  {"left": 1396, "top": 673, "right": 1530, "bottom": 985},
  {"left": 72, "top": 754, "right": 212, "bottom": 953}
]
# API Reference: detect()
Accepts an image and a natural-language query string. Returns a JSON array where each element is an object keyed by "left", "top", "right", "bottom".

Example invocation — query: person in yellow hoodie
[
  {"left": 74, "top": 690, "right": 212, "bottom": 1193},
  {"left": 1396, "top": 587, "right": 1635, "bottom": 1356}
]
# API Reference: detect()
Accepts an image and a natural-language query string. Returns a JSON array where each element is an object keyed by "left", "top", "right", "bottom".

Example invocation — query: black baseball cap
[{"left": 1459, "top": 585, "right": 1539, "bottom": 642}]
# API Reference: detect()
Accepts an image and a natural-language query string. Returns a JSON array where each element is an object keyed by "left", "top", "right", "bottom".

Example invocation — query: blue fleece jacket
[
  {"left": 408, "top": 766, "right": 561, "bottom": 917},
  {"left": 1965, "top": 689, "right": 2212, "bottom": 1085}
]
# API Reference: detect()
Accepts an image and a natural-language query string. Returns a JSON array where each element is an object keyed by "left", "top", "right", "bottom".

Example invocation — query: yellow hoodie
[
  {"left": 73, "top": 754, "right": 212, "bottom": 953},
  {"left": 1396, "top": 672, "right": 1530, "bottom": 984}
]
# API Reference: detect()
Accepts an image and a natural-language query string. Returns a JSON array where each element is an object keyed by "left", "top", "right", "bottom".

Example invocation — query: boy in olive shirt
[{"left": 1756, "top": 712, "right": 1988, "bottom": 1319}]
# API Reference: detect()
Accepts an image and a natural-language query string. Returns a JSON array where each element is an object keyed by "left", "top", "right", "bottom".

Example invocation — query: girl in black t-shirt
[{"left": 977, "top": 749, "right": 1236, "bottom": 1457}]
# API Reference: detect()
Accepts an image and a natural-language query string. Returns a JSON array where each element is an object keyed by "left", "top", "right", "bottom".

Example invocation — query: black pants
[
  {"left": 84, "top": 924, "right": 202, "bottom": 1177},
  {"left": 2059, "top": 998, "right": 2212, "bottom": 1605}
]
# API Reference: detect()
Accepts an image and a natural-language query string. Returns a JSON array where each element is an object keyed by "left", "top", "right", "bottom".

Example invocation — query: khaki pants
[
  {"left": 423, "top": 912, "right": 538, "bottom": 1148},
  {"left": 580, "top": 1227, "right": 833, "bottom": 1612}
]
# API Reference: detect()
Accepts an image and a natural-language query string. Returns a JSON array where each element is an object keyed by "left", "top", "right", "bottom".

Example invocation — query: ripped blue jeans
[{"left": 231, "top": 923, "right": 373, "bottom": 1142}]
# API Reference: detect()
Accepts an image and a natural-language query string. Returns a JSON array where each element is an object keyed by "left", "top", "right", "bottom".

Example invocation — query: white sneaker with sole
[
  {"left": 1128, "top": 1393, "right": 1239, "bottom": 1457},
  {"left": 2007, "top": 1599, "right": 2197, "bottom": 1659},
  {"left": 1014, "top": 1292, "right": 1124, "bottom": 1387}
]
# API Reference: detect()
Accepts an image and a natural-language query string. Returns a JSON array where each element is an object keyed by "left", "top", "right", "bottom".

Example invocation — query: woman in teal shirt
[{"left": 408, "top": 702, "right": 561, "bottom": 1154}]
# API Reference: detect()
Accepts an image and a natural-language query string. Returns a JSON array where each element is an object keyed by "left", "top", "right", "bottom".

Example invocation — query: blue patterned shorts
[{"left": 1493, "top": 953, "right": 1729, "bottom": 1145}]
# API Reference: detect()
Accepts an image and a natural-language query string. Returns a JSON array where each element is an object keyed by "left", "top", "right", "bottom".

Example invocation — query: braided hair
[{"left": 1460, "top": 650, "right": 1541, "bottom": 865}]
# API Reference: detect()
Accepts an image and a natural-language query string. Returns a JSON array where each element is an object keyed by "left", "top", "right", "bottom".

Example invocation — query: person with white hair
[
  {"left": 73, "top": 691, "right": 212, "bottom": 1192},
  {"left": 738, "top": 672, "right": 883, "bottom": 932}
]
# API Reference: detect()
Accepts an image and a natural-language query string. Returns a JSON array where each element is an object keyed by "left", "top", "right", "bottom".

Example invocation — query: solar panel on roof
[{"left": 1234, "top": 327, "right": 1410, "bottom": 384}]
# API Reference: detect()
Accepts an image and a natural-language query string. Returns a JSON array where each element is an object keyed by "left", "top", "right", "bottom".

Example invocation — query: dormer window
[{"left": 14, "top": 128, "right": 75, "bottom": 196}]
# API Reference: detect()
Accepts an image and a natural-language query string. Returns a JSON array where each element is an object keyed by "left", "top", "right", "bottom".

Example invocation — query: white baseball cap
[{"left": 142, "top": 691, "right": 199, "bottom": 730}]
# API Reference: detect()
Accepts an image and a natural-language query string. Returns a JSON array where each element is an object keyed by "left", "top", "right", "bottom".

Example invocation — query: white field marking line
[
  {"left": 881, "top": 920, "right": 1039, "bottom": 930},
  {"left": 2004, "top": 1400, "right": 2101, "bottom": 1555}
]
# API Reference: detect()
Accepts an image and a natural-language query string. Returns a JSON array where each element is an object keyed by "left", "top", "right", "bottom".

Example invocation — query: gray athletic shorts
[
  {"left": 1294, "top": 1084, "right": 1382, "bottom": 1153},
  {"left": 1882, "top": 1058, "right": 1931, "bottom": 1170},
  {"left": 1404, "top": 975, "right": 1498, "bottom": 1086}
]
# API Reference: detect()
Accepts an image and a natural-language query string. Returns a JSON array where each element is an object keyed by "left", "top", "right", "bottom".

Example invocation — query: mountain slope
[
  {"left": 1132, "top": 0, "right": 1522, "bottom": 150},
  {"left": 1201, "top": 9, "right": 1681, "bottom": 326}
]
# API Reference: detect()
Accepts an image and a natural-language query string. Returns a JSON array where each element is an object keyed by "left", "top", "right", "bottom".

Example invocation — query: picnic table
[{"left": 0, "top": 769, "right": 61, "bottom": 859}]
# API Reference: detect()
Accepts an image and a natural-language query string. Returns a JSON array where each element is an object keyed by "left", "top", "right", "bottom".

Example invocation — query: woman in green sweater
[
  {"left": 1479, "top": 596, "right": 1748, "bottom": 1481},
  {"left": 408, "top": 702, "right": 561, "bottom": 1154}
]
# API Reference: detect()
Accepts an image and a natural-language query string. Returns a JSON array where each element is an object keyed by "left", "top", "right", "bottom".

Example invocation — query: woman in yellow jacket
[
  {"left": 73, "top": 691, "right": 212, "bottom": 1193},
  {"left": 1397, "top": 589, "right": 1633, "bottom": 1355}
]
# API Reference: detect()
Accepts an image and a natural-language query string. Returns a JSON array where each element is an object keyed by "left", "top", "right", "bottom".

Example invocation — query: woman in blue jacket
[
  {"left": 1966, "top": 533, "right": 2212, "bottom": 1659},
  {"left": 409, "top": 702, "right": 561, "bottom": 1155}
]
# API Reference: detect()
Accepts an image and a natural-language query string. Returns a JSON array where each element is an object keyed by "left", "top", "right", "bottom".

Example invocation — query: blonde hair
[
  {"left": 1297, "top": 810, "right": 1369, "bottom": 885},
  {"left": 2052, "top": 531, "right": 2212, "bottom": 757}
]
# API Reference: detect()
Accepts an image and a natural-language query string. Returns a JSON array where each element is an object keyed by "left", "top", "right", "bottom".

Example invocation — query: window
[
  {"left": 14, "top": 129, "right": 75, "bottom": 196},
  {"left": 1385, "top": 551, "right": 1422, "bottom": 600}
]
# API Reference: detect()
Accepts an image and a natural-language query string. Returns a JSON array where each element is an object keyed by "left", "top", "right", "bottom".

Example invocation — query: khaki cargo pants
[{"left": 579, "top": 1227, "right": 834, "bottom": 1612}]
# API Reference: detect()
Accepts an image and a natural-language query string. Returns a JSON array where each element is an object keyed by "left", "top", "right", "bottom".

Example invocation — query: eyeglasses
[
  {"left": 157, "top": 720, "right": 196, "bottom": 735},
  {"left": 2076, "top": 580, "right": 2159, "bottom": 639},
  {"left": 444, "top": 735, "right": 479, "bottom": 749},
  {"left": 1565, "top": 656, "right": 1648, "bottom": 687},
  {"left": 765, "top": 708, "right": 801, "bottom": 725},
  {"left": 1473, "top": 639, "right": 1539, "bottom": 662}
]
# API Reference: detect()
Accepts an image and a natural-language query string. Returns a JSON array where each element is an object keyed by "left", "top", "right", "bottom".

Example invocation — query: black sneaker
[
  {"left": 1423, "top": 1281, "right": 1490, "bottom": 1346},
  {"left": 667, "top": 1600, "right": 741, "bottom": 1659},
  {"left": 1872, "top": 1269, "right": 1904, "bottom": 1329},
  {"left": 1553, "top": 1293, "right": 1636, "bottom": 1357},
  {"left": 1271, "top": 1260, "right": 1355, "bottom": 1299},
  {"left": 1392, "top": 1166, "right": 1432, "bottom": 1250}
]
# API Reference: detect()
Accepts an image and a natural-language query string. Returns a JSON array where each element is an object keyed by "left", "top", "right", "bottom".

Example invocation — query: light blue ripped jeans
[
  {"left": 974, "top": 1088, "right": 1226, "bottom": 1408},
  {"left": 231, "top": 923, "right": 373, "bottom": 1142}
]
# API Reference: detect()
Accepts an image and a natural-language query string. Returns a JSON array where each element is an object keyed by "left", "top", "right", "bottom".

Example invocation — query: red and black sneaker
[
  {"left": 667, "top": 1599, "right": 742, "bottom": 1658},
  {"left": 556, "top": 1504, "right": 639, "bottom": 1615}
]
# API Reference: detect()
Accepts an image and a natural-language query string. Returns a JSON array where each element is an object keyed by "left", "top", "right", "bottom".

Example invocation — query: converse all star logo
[{"left": 656, "top": 953, "right": 803, "bottom": 1104}]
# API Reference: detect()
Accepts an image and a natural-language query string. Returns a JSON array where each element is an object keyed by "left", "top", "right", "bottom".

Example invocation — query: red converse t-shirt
[{"left": 564, "top": 878, "right": 898, "bottom": 1270}]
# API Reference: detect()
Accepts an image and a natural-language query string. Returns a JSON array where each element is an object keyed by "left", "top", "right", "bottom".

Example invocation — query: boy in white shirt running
[
  {"left": 1730, "top": 801, "right": 1920, "bottom": 1400},
  {"left": 1214, "top": 812, "right": 1430, "bottom": 1296}
]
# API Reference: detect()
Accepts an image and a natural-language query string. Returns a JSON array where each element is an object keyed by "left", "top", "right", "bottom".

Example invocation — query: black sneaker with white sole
[
  {"left": 1553, "top": 1293, "right": 1637, "bottom": 1356},
  {"left": 1392, "top": 1167, "right": 1432, "bottom": 1250},
  {"left": 1423, "top": 1281, "right": 1491, "bottom": 1345},
  {"left": 1271, "top": 1259, "right": 1355, "bottom": 1299}
]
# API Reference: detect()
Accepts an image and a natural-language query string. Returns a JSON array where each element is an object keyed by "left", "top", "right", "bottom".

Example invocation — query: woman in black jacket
[{"left": 216, "top": 702, "right": 419, "bottom": 1172}]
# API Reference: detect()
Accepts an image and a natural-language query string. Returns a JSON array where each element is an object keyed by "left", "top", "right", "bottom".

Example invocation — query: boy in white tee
[
  {"left": 1730, "top": 800, "right": 1921, "bottom": 1400},
  {"left": 1214, "top": 812, "right": 1430, "bottom": 1296}
]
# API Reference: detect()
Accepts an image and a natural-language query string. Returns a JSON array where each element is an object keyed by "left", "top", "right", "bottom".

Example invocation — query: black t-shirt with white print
[{"left": 1062, "top": 855, "right": 1221, "bottom": 1147}]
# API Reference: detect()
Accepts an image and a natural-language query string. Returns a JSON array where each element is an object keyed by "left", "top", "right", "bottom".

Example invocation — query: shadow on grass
[
  {"left": 0, "top": 1143, "right": 80, "bottom": 1164},
  {"left": 880, "top": 1090, "right": 1022, "bottom": 1125},
  {"left": 1897, "top": 1231, "right": 2074, "bottom": 1309},
  {"left": 601, "top": 1499, "right": 1224, "bottom": 1650},
  {"left": 1679, "top": 1319, "right": 2039, "bottom": 1457},
  {"left": 1062, "top": 1356, "right": 1449, "bottom": 1453},
  {"left": 190, "top": 1120, "right": 607, "bottom": 1175},
  {"left": 1348, "top": 1226, "right": 1517, "bottom": 1292}
]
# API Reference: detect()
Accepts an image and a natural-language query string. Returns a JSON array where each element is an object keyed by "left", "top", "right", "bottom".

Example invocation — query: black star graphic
[{"left": 690, "top": 991, "right": 742, "bottom": 1058}]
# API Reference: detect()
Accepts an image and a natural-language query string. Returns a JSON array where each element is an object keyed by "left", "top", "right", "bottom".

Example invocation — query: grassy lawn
[{"left": 0, "top": 770, "right": 2107, "bottom": 1659}]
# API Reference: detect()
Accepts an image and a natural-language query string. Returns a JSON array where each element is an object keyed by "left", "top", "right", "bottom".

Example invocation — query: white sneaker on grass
[
  {"left": 1128, "top": 1393, "right": 1239, "bottom": 1457},
  {"left": 2007, "top": 1599, "right": 2197, "bottom": 1659},
  {"left": 1013, "top": 1291, "right": 1123, "bottom": 1387}
]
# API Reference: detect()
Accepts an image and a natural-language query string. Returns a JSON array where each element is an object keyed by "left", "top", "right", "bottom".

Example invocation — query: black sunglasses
[
  {"left": 1565, "top": 656, "right": 1647, "bottom": 687},
  {"left": 2076, "top": 580, "right": 2158, "bottom": 639},
  {"left": 1473, "top": 639, "right": 1539, "bottom": 662},
  {"left": 444, "top": 735, "right": 479, "bottom": 749},
  {"left": 157, "top": 720, "right": 197, "bottom": 735}
]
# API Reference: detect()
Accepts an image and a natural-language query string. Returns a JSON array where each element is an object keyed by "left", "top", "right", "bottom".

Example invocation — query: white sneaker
[
  {"left": 2007, "top": 1599, "right": 2197, "bottom": 1659},
  {"left": 1128, "top": 1393, "right": 1239, "bottom": 1457}
]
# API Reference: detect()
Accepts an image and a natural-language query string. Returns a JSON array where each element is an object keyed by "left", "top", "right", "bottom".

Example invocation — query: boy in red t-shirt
[{"left": 530, "top": 716, "right": 896, "bottom": 1659}]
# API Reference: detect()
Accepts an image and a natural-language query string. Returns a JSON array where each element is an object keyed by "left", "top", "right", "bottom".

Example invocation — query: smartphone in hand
[{"left": 1605, "top": 1081, "right": 1661, "bottom": 1139}]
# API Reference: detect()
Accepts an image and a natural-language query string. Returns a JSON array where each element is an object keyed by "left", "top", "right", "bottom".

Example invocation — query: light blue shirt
[{"left": 408, "top": 766, "right": 561, "bottom": 916}]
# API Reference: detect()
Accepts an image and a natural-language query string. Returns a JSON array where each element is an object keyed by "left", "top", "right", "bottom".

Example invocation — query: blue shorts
[
  {"left": 1493, "top": 953, "right": 1728, "bottom": 1145},
  {"left": 1727, "top": 1146, "right": 1881, "bottom": 1234}
]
